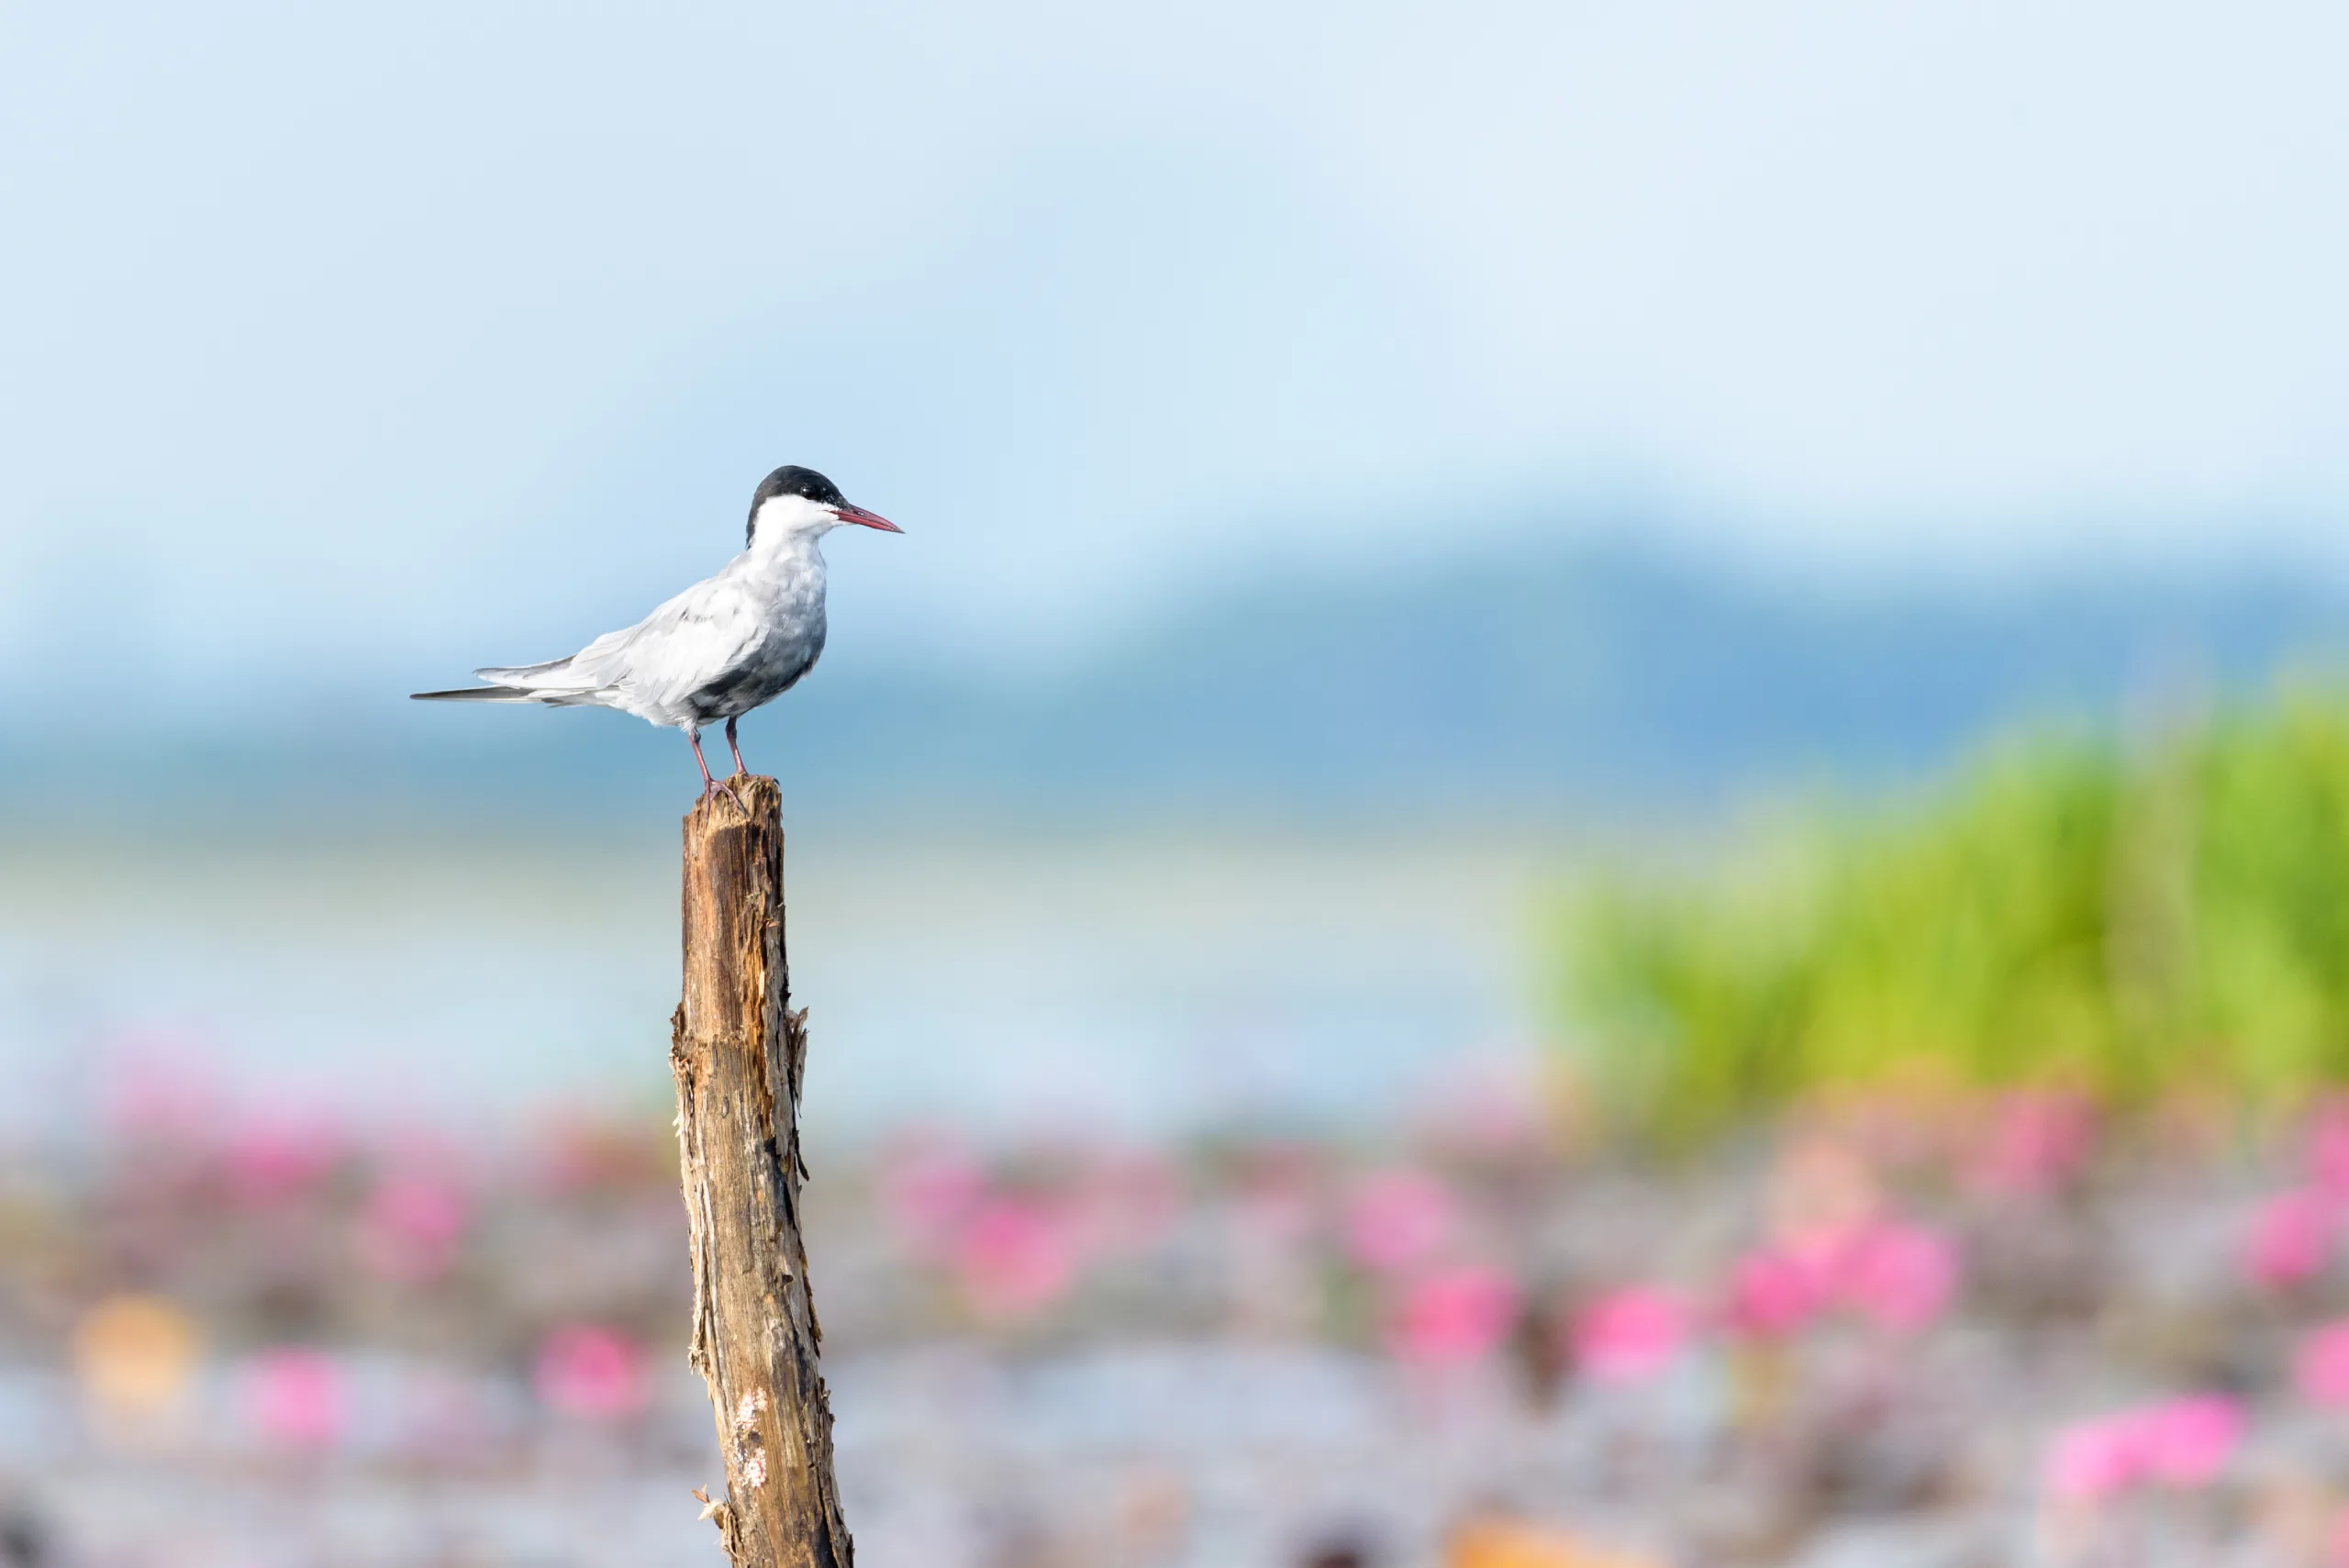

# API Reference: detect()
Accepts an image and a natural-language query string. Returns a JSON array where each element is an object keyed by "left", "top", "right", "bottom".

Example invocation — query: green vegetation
[{"left": 1559, "top": 689, "right": 2349, "bottom": 1141}]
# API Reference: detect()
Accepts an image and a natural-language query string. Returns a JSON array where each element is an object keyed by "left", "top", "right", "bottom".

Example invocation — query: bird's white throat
[{"left": 749, "top": 493, "right": 842, "bottom": 551}]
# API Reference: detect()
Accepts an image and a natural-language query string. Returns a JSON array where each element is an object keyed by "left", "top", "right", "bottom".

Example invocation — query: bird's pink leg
[
  {"left": 688, "top": 728, "right": 746, "bottom": 812},
  {"left": 724, "top": 715, "right": 747, "bottom": 777}
]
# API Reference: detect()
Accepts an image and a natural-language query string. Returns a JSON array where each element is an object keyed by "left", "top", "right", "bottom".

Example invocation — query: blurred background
[{"left": 6, "top": 2, "right": 2349, "bottom": 1564}]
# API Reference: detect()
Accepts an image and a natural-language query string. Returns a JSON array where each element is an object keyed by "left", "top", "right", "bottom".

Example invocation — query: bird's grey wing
[
  {"left": 473, "top": 652, "right": 592, "bottom": 687},
  {"left": 470, "top": 614, "right": 672, "bottom": 692},
  {"left": 575, "top": 571, "right": 766, "bottom": 708}
]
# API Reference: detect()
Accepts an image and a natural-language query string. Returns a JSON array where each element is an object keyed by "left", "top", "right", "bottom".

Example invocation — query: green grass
[{"left": 1556, "top": 688, "right": 2349, "bottom": 1141}]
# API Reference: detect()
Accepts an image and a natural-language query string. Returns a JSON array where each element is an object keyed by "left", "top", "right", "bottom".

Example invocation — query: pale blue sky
[{"left": 3, "top": 0, "right": 2345, "bottom": 706}]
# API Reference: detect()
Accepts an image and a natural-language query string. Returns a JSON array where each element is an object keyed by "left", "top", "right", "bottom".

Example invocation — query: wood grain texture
[{"left": 671, "top": 775, "right": 852, "bottom": 1568}]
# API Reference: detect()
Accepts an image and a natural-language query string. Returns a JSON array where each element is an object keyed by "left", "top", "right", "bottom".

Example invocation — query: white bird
[{"left": 413, "top": 464, "right": 902, "bottom": 804}]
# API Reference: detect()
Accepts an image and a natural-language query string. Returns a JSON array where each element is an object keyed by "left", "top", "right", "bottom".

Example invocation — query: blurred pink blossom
[
  {"left": 2045, "top": 1417, "right": 2142, "bottom": 1503},
  {"left": 1572, "top": 1286, "right": 1692, "bottom": 1385},
  {"left": 1341, "top": 1171, "right": 1457, "bottom": 1274},
  {"left": 2305, "top": 1099, "right": 2349, "bottom": 1195},
  {"left": 2243, "top": 1188, "right": 2340, "bottom": 1291},
  {"left": 1968, "top": 1091, "right": 2096, "bottom": 1196},
  {"left": 2043, "top": 1396, "right": 2246, "bottom": 1502},
  {"left": 952, "top": 1196, "right": 1079, "bottom": 1319},
  {"left": 2133, "top": 1395, "right": 2244, "bottom": 1485},
  {"left": 1724, "top": 1246, "right": 1828, "bottom": 1339},
  {"left": 244, "top": 1349, "right": 346, "bottom": 1450},
  {"left": 533, "top": 1325, "right": 650, "bottom": 1421},
  {"left": 1387, "top": 1265, "right": 1520, "bottom": 1365},
  {"left": 225, "top": 1112, "right": 345, "bottom": 1205},
  {"left": 1839, "top": 1220, "right": 1959, "bottom": 1333},
  {"left": 1725, "top": 1219, "right": 1959, "bottom": 1338},
  {"left": 878, "top": 1141, "right": 985, "bottom": 1253},
  {"left": 356, "top": 1173, "right": 470, "bottom": 1284},
  {"left": 2296, "top": 1323, "right": 2349, "bottom": 1406}
]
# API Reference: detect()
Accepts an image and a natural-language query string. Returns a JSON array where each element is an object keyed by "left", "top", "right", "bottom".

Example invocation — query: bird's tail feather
[
  {"left": 413, "top": 651, "right": 605, "bottom": 703},
  {"left": 410, "top": 685, "right": 540, "bottom": 703},
  {"left": 475, "top": 657, "right": 577, "bottom": 684}
]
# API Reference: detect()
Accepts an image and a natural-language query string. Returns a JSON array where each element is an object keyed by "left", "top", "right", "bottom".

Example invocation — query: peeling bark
[{"left": 671, "top": 776, "right": 852, "bottom": 1568}]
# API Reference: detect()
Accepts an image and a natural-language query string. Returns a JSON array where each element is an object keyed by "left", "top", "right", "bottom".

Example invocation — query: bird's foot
[{"left": 702, "top": 777, "right": 748, "bottom": 815}]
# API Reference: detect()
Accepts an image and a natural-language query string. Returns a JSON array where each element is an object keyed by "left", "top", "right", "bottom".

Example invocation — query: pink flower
[
  {"left": 225, "top": 1112, "right": 344, "bottom": 1205},
  {"left": 1572, "top": 1286, "right": 1692, "bottom": 1385},
  {"left": 2306, "top": 1099, "right": 2349, "bottom": 1195},
  {"left": 355, "top": 1174, "right": 470, "bottom": 1284},
  {"left": 2292, "top": 1323, "right": 2349, "bottom": 1408},
  {"left": 877, "top": 1140, "right": 985, "bottom": 1253},
  {"left": 1839, "top": 1221, "right": 1958, "bottom": 1333},
  {"left": 2243, "top": 1188, "right": 2339, "bottom": 1291},
  {"left": 1969, "top": 1091, "right": 2096, "bottom": 1196},
  {"left": 1725, "top": 1219, "right": 1960, "bottom": 1338},
  {"left": 1387, "top": 1266, "right": 1520, "bottom": 1365},
  {"left": 2133, "top": 1395, "right": 2244, "bottom": 1486},
  {"left": 2299, "top": 1322, "right": 2349, "bottom": 1407},
  {"left": 2043, "top": 1396, "right": 2246, "bottom": 1502},
  {"left": 1341, "top": 1171, "right": 1457, "bottom": 1274},
  {"left": 2045, "top": 1417, "right": 2143, "bottom": 1503},
  {"left": 952, "top": 1196, "right": 1078, "bottom": 1319},
  {"left": 244, "top": 1349, "right": 346, "bottom": 1450},
  {"left": 533, "top": 1325, "right": 650, "bottom": 1421},
  {"left": 1723, "top": 1247, "right": 1829, "bottom": 1339}
]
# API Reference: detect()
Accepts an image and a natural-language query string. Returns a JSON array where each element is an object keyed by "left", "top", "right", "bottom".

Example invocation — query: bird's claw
[{"left": 704, "top": 777, "right": 749, "bottom": 815}]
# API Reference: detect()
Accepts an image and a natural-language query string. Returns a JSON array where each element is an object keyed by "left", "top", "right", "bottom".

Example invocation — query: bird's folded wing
[{"left": 574, "top": 574, "right": 765, "bottom": 706}]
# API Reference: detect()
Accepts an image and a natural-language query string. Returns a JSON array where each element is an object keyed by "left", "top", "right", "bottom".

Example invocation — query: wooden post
[{"left": 671, "top": 776, "right": 852, "bottom": 1568}]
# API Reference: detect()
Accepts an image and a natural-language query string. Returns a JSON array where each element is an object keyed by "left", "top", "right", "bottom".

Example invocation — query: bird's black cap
[{"left": 748, "top": 464, "right": 846, "bottom": 544}]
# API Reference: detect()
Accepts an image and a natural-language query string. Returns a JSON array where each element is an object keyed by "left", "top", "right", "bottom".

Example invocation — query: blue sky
[{"left": 3, "top": 0, "right": 2346, "bottom": 708}]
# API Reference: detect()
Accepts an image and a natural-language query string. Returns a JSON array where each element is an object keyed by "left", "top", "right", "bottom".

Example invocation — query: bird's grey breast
[{"left": 685, "top": 557, "right": 828, "bottom": 722}]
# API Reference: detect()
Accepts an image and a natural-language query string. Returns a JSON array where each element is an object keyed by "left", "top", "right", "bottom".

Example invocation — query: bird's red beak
[{"left": 833, "top": 503, "right": 903, "bottom": 533}]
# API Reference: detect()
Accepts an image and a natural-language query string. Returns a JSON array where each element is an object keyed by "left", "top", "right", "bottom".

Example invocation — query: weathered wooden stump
[{"left": 671, "top": 775, "right": 852, "bottom": 1568}]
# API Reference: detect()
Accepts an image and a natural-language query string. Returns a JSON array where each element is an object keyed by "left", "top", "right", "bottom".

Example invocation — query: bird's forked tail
[
  {"left": 412, "top": 655, "right": 591, "bottom": 704},
  {"left": 409, "top": 684, "right": 539, "bottom": 702}
]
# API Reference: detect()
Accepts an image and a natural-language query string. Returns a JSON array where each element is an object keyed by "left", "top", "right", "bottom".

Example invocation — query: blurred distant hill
[{"left": 20, "top": 543, "right": 2349, "bottom": 822}]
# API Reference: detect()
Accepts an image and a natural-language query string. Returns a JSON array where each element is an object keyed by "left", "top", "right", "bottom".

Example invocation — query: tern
[{"left": 412, "top": 464, "right": 901, "bottom": 804}]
